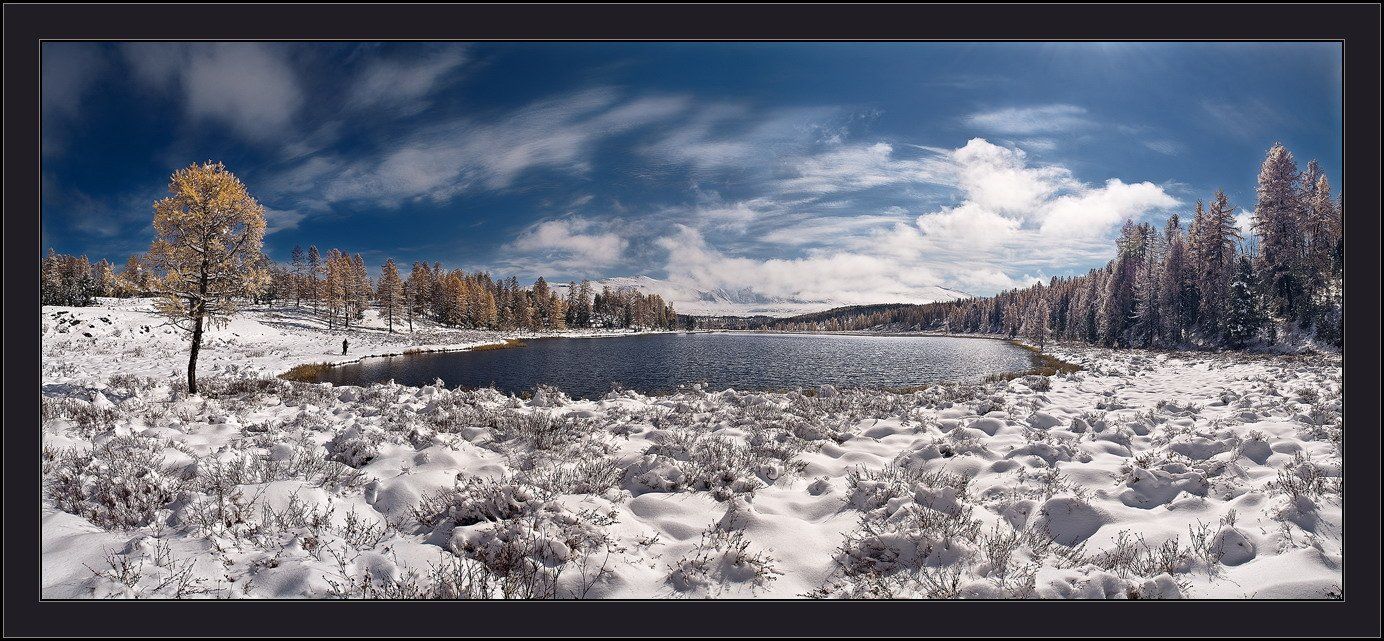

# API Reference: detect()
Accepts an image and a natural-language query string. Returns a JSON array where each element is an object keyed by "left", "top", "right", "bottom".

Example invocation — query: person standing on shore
[{"left": 342, "top": 338, "right": 349, "bottom": 355}]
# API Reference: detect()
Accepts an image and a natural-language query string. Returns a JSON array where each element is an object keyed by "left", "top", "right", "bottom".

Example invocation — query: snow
[
  {"left": 41, "top": 298, "right": 1343, "bottom": 599},
  {"left": 558, "top": 275, "right": 971, "bottom": 318},
  {"left": 41, "top": 297, "right": 662, "bottom": 383}
]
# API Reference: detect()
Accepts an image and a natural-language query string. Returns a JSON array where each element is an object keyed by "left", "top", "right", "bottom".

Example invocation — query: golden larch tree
[
  {"left": 147, "top": 161, "right": 269, "bottom": 394},
  {"left": 377, "top": 259, "right": 404, "bottom": 332}
]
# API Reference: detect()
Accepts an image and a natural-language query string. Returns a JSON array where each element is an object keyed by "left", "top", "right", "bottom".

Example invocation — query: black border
[{"left": 5, "top": 3, "right": 1380, "bottom": 638}]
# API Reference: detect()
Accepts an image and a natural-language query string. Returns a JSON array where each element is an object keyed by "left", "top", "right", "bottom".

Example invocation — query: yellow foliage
[{"left": 147, "top": 161, "right": 268, "bottom": 331}]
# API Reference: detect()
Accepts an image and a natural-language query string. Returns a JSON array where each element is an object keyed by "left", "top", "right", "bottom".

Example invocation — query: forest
[
  {"left": 40, "top": 247, "right": 678, "bottom": 333},
  {"left": 764, "top": 144, "right": 1343, "bottom": 350}
]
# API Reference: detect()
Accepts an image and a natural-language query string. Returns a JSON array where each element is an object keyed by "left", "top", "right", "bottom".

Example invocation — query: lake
[{"left": 313, "top": 332, "right": 1036, "bottom": 398}]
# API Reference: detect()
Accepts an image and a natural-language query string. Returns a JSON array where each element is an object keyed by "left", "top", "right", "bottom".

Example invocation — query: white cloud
[
  {"left": 654, "top": 137, "right": 1178, "bottom": 300},
  {"left": 1142, "top": 139, "right": 1182, "bottom": 156},
  {"left": 643, "top": 105, "right": 839, "bottom": 172},
  {"left": 914, "top": 203, "right": 1021, "bottom": 250},
  {"left": 347, "top": 46, "right": 467, "bottom": 112},
  {"left": 950, "top": 139, "right": 1076, "bottom": 215},
  {"left": 263, "top": 208, "right": 306, "bottom": 234},
  {"left": 778, "top": 142, "right": 952, "bottom": 195},
  {"left": 122, "top": 43, "right": 303, "bottom": 142},
  {"left": 657, "top": 225, "right": 949, "bottom": 305},
  {"left": 759, "top": 213, "right": 910, "bottom": 246},
  {"left": 508, "top": 217, "right": 629, "bottom": 271},
  {"left": 1016, "top": 138, "right": 1058, "bottom": 152},
  {"left": 1200, "top": 99, "right": 1288, "bottom": 140},
  {"left": 696, "top": 202, "right": 761, "bottom": 232},
  {"left": 43, "top": 44, "right": 105, "bottom": 119},
  {"left": 1039, "top": 178, "right": 1179, "bottom": 237},
  {"left": 311, "top": 90, "right": 689, "bottom": 207},
  {"left": 966, "top": 104, "right": 1091, "bottom": 135}
]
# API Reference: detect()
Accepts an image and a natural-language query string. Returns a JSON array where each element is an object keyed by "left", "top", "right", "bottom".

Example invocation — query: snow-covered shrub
[
  {"left": 46, "top": 435, "right": 185, "bottom": 530},
  {"left": 197, "top": 375, "right": 281, "bottom": 401},
  {"left": 41, "top": 397, "right": 119, "bottom": 434},
  {"left": 1270, "top": 452, "right": 1333, "bottom": 503},
  {"left": 528, "top": 384, "right": 571, "bottom": 408},
  {"left": 643, "top": 431, "right": 793, "bottom": 501},
  {"left": 809, "top": 500, "right": 983, "bottom": 598},
  {"left": 667, "top": 523, "right": 780, "bottom": 596},
  {"left": 1086, "top": 530, "right": 1194, "bottom": 586},
  {"left": 491, "top": 409, "right": 591, "bottom": 451},
  {"left": 520, "top": 458, "right": 624, "bottom": 498},
  {"left": 193, "top": 437, "right": 365, "bottom": 491},
  {"left": 87, "top": 540, "right": 214, "bottom": 599},
  {"left": 844, "top": 464, "right": 970, "bottom": 513},
  {"left": 323, "top": 552, "right": 502, "bottom": 599},
  {"left": 414, "top": 477, "right": 546, "bottom": 529},
  {"left": 443, "top": 501, "right": 614, "bottom": 599},
  {"left": 325, "top": 425, "right": 387, "bottom": 468}
]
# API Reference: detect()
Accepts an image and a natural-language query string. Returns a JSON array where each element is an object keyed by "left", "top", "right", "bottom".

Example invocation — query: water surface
[{"left": 314, "top": 332, "right": 1035, "bottom": 398}]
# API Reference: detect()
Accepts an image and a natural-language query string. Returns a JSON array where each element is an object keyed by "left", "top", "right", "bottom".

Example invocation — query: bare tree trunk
[
  {"left": 188, "top": 310, "right": 203, "bottom": 394},
  {"left": 189, "top": 257, "right": 209, "bottom": 395}
]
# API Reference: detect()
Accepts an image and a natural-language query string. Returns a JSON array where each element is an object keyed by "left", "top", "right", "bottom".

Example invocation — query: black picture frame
[{"left": 5, "top": 4, "right": 1379, "bottom": 637}]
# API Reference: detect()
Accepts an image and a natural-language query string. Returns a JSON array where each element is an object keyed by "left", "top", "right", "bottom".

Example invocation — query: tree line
[
  {"left": 766, "top": 144, "right": 1343, "bottom": 351},
  {"left": 40, "top": 251, "right": 157, "bottom": 306},
  {"left": 262, "top": 248, "right": 678, "bottom": 333},
  {"left": 41, "top": 242, "right": 678, "bottom": 336}
]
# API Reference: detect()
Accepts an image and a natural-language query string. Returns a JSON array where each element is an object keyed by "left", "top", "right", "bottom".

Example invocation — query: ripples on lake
[{"left": 314, "top": 332, "right": 1036, "bottom": 398}]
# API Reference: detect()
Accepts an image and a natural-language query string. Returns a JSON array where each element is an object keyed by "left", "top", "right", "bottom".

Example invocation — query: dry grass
[
  {"left": 468, "top": 338, "right": 526, "bottom": 352},
  {"left": 984, "top": 342, "right": 1082, "bottom": 384},
  {"left": 279, "top": 362, "right": 332, "bottom": 382}
]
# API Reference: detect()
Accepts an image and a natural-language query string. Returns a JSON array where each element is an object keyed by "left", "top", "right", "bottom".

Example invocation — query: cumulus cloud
[
  {"left": 966, "top": 104, "right": 1091, "bottom": 135},
  {"left": 950, "top": 139, "right": 1075, "bottom": 214},
  {"left": 658, "top": 225, "right": 948, "bottom": 305},
  {"left": 1038, "top": 178, "right": 1179, "bottom": 237},
  {"left": 121, "top": 43, "right": 303, "bottom": 142},
  {"left": 655, "top": 137, "right": 1178, "bottom": 300},
  {"left": 508, "top": 217, "right": 629, "bottom": 271}
]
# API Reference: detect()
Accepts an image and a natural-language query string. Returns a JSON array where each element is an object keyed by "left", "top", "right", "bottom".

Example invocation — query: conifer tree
[
  {"left": 290, "top": 245, "right": 306, "bottom": 307},
  {"left": 377, "top": 259, "right": 404, "bottom": 332},
  {"left": 1225, "top": 256, "right": 1263, "bottom": 347},
  {"left": 1253, "top": 143, "right": 1304, "bottom": 323},
  {"left": 1027, "top": 298, "right": 1050, "bottom": 353},
  {"left": 1192, "top": 192, "right": 1241, "bottom": 342},
  {"left": 307, "top": 245, "right": 322, "bottom": 315},
  {"left": 145, "top": 161, "right": 268, "bottom": 394}
]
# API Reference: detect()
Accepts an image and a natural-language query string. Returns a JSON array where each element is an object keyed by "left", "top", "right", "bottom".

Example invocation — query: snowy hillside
[{"left": 558, "top": 275, "right": 971, "bottom": 317}]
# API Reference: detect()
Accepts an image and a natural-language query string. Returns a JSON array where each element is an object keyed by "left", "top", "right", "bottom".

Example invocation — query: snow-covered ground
[{"left": 41, "top": 299, "right": 1343, "bottom": 599}]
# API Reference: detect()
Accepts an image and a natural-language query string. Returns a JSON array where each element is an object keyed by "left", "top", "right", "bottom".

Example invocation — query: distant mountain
[{"left": 556, "top": 275, "right": 970, "bottom": 318}]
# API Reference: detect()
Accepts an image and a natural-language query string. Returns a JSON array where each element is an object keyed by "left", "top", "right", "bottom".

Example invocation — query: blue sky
[{"left": 42, "top": 42, "right": 1341, "bottom": 302}]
